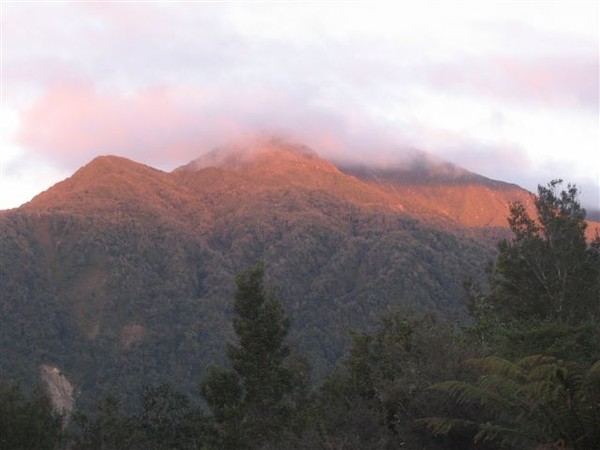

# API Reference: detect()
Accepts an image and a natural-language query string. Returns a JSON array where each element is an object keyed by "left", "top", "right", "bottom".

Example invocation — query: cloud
[
  {"left": 13, "top": 67, "right": 599, "bottom": 209},
  {"left": 3, "top": 2, "right": 599, "bottom": 210},
  {"left": 15, "top": 81, "right": 410, "bottom": 171},
  {"left": 422, "top": 55, "right": 598, "bottom": 110}
]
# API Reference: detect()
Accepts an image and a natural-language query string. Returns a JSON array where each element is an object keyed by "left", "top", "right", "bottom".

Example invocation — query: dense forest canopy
[{"left": 2, "top": 180, "right": 599, "bottom": 449}]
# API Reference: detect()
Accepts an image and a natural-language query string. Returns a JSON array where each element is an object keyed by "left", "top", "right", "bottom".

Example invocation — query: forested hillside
[
  {"left": 2, "top": 141, "right": 599, "bottom": 450},
  {"left": 3, "top": 179, "right": 599, "bottom": 450},
  {"left": 1, "top": 143, "right": 497, "bottom": 409}
]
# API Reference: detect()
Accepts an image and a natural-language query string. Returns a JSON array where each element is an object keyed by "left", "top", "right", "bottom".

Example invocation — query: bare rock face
[{"left": 39, "top": 364, "right": 75, "bottom": 425}]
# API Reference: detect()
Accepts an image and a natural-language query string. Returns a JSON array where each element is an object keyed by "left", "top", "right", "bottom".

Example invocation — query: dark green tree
[
  {"left": 490, "top": 180, "right": 600, "bottom": 324},
  {"left": 71, "top": 395, "right": 140, "bottom": 450},
  {"left": 136, "top": 384, "right": 206, "bottom": 450},
  {"left": 425, "top": 180, "right": 600, "bottom": 448},
  {"left": 71, "top": 385, "right": 206, "bottom": 450},
  {"left": 295, "top": 312, "right": 474, "bottom": 450},
  {"left": 200, "top": 263, "right": 294, "bottom": 449},
  {"left": 0, "top": 383, "right": 65, "bottom": 450}
]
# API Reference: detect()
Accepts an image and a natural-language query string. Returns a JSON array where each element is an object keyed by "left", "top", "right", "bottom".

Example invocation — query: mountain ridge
[
  {"left": 17, "top": 140, "right": 539, "bottom": 233},
  {"left": 2, "top": 138, "right": 598, "bottom": 410},
  {"left": 14, "top": 141, "right": 599, "bottom": 238}
]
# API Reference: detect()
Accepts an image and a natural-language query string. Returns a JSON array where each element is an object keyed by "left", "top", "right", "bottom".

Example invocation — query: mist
[{"left": 2, "top": 2, "right": 598, "bottom": 209}]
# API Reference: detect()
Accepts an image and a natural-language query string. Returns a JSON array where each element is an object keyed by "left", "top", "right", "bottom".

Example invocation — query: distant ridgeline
[{"left": 2, "top": 137, "right": 597, "bottom": 411}]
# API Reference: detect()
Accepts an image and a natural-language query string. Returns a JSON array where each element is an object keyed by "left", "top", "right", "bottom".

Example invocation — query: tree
[
  {"left": 71, "top": 385, "right": 206, "bottom": 450},
  {"left": 71, "top": 394, "right": 139, "bottom": 450},
  {"left": 0, "top": 383, "right": 65, "bottom": 450},
  {"left": 200, "top": 263, "right": 294, "bottom": 449},
  {"left": 421, "top": 355, "right": 600, "bottom": 450},
  {"left": 427, "top": 180, "right": 600, "bottom": 448},
  {"left": 471, "top": 180, "right": 600, "bottom": 326},
  {"left": 297, "top": 312, "right": 473, "bottom": 450},
  {"left": 136, "top": 384, "right": 206, "bottom": 450}
]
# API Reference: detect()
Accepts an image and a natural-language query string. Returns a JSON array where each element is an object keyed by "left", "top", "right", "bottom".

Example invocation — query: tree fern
[
  {"left": 467, "top": 356, "right": 526, "bottom": 381},
  {"left": 419, "top": 355, "right": 600, "bottom": 449}
]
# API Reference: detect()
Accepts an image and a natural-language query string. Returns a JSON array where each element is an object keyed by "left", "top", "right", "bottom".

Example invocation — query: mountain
[{"left": 1, "top": 137, "right": 596, "bottom": 410}]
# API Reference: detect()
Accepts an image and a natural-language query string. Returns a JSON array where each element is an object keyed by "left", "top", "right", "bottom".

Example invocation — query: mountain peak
[
  {"left": 23, "top": 155, "right": 171, "bottom": 213},
  {"left": 49, "top": 155, "right": 165, "bottom": 185},
  {"left": 175, "top": 135, "right": 319, "bottom": 172},
  {"left": 77, "top": 154, "right": 150, "bottom": 175}
]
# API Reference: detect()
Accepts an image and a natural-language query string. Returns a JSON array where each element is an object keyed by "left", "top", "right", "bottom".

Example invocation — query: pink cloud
[
  {"left": 403, "top": 122, "right": 534, "bottom": 173},
  {"left": 13, "top": 80, "right": 599, "bottom": 209},
  {"left": 425, "top": 55, "right": 598, "bottom": 110},
  {"left": 15, "top": 82, "right": 408, "bottom": 170},
  {"left": 18, "top": 84, "right": 193, "bottom": 166}
]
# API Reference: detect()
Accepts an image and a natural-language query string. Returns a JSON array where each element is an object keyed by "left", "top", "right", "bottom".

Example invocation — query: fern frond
[
  {"left": 584, "top": 360, "right": 600, "bottom": 391},
  {"left": 474, "top": 421, "right": 534, "bottom": 448},
  {"left": 430, "top": 380, "right": 518, "bottom": 417},
  {"left": 479, "top": 373, "right": 523, "bottom": 398},
  {"left": 521, "top": 379, "right": 565, "bottom": 405},
  {"left": 528, "top": 362, "right": 566, "bottom": 383},
  {"left": 467, "top": 356, "right": 525, "bottom": 381},
  {"left": 518, "top": 354, "right": 558, "bottom": 369},
  {"left": 416, "top": 416, "right": 477, "bottom": 436},
  {"left": 425, "top": 356, "right": 600, "bottom": 449},
  {"left": 431, "top": 380, "right": 497, "bottom": 405}
]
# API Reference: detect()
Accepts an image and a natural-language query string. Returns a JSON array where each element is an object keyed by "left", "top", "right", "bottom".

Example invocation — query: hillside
[{"left": 2, "top": 137, "right": 595, "bottom": 410}]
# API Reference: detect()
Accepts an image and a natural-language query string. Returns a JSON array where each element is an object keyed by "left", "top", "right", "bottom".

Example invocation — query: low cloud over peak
[{"left": 2, "top": 2, "right": 598, "bottom": 209}]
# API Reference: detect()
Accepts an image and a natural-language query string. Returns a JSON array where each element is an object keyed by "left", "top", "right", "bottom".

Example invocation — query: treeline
[{"left": 2, "top": 180, "right": 600, "bottom": 450}]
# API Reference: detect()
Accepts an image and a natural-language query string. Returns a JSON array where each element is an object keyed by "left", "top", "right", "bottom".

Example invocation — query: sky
[{"left": 1, "top": 1, "right": 599, "bottom": 210}]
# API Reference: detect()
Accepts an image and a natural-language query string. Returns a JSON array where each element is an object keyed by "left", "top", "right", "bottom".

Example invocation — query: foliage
[
  {"left": 428, "top": 181, "right": 600, "bottom": 448},
  {"left": 71, "top": 385, "right": 206, "bottom": 450},
  {"left": 9, "top": 164, "right": 598, "bottom": 449},
  {"left": 474, "top": 180, "right": 600, "bottom": 325},
  {"left": 71, "top": 395, "right": 139, "bottom": 450},
  {"left": 420, "top": 355, "right": 600, "bottom": 450},
  {"left": 295, "top": 311, "right": 476, "bottom": 449},
  {"left": 136, "top": 384, "right": 206, "bottom": 450},
  {"left": 500, "top": 321, "right": 600, "bottom": 365},
  {"left": 200, "top": 263, "right": 296, "bottom": 449},
  {"left": 0, "top": 191, "right": 492, "bottom": 410},
  {"left": 0, "top": 383, "right": 65, "bottom": 450}
]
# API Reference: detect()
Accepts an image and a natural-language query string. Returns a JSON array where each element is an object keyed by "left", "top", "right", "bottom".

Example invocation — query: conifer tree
[{"left": 201, "top": 263, "right": 293, "bottom": 449}]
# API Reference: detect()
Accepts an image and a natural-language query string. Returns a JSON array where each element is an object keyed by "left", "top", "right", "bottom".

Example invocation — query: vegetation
[
  {"left": 2, "top": 179, "right": 599, "bottom": 449},
  {"left": 421, "top": 355, "right": 600, "bottom": 449},
  {"left": 200, "top": 263, "right": 297, "bottom": 449},
  {"left": 479, "top": 180, "right": 600, "bottom": 325},
  {"left": 70, "top": 386, "right": 206, "bottom": 450},
  {"left": 290, "top": 312, "right": 475, "bottom": 449},
  {"left": 423, "top": 180, "right": 600, "bottom": 448},
  {"left": 0, "top": 383, "right": 65, "bottom": 450},
  {"left": 0, "top": 191, "right": 492, "bottom": 409}
]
